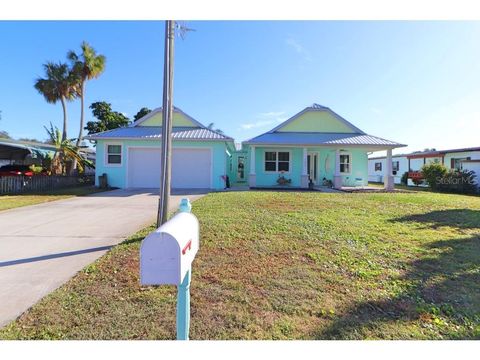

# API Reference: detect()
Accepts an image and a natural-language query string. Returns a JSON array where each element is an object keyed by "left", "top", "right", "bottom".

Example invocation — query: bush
[
  {"left": 421, "top": 163, "right": 447, "bottom": 190},
  {"left": 437, "top": 169, "right": 478, "bottom": 194},
  {"left": 400, "top": 171, "right": 409, "bottom": 186},
  {"left": 29, "top": 165, "right": 44, "bottom": 174}
]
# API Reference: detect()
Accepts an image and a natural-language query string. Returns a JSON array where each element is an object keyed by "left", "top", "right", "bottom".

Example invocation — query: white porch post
[
  {"left": 249, "top": 146, "right": 256, "bottom": 188},
  {"left": 301, "top": 148, "right": 309, "bottom": 188},
  {"left": 384, "top": 148, "right": 394, "bottom": 191},
  {"left": 334, "top": 149, "right": 342, "bottom": 189}
]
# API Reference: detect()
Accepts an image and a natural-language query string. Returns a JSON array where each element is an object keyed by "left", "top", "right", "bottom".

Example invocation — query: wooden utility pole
[{"left": 157, "top": 20, "right": 175, "bottom": 227}]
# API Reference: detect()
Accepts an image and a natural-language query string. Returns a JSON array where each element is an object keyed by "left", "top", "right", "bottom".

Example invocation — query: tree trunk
[
  {"left": 72, "top": 81, "right": 85, "bottom": 173},
  {"left": 76, "top": 81, "right": 85, "bottom": 147},
  {"left": 60, "top": 96, "right": 68, "bottom": 143}
]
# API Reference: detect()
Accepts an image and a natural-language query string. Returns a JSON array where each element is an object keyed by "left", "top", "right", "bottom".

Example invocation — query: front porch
[{"left": 247, "top": 146, "right": 396, "bottom": 191}]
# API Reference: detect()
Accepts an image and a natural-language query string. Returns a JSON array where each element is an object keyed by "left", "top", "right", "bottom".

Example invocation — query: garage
[{"left": 127, "top": 147, "right": 212, "bottom": 189}]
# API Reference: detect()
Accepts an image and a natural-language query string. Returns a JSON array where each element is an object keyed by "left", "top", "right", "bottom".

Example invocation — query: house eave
[
  {"left": 86, "top": 136, "right": 231, "bottom": 142},
  {"left": 243, "top": 142, "right": 407, "bottom": 150}
]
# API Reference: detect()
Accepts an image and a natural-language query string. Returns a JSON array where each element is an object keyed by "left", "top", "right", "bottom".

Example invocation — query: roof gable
[
  {"left": 133, "top": 107, "right": 204, "bottom": 128},
  {"left": 271, "top": 104, "right": 364, "bottom": 134}
]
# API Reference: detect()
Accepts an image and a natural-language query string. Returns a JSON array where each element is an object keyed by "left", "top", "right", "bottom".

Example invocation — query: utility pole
[{"left": 157, "top": 20, "right": 175, "bottom": 227}]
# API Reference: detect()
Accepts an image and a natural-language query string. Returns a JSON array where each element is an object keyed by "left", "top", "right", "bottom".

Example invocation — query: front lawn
[
  {"left": 1, "top": 191, "right": 479, "bottom": 339},
  {"left": 0, "top": 186, "right": 106, "bottom": 211}
]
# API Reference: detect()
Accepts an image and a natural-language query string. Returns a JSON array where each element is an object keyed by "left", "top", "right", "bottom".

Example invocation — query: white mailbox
[{"left": 140, "top": 212, "right": 199, "bottom": 286}]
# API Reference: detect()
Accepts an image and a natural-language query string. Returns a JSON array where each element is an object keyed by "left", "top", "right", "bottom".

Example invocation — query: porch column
[
  {"left": 301, "top": 148, "right": 309, "bottom": 188},
  {"left": 333, "top": 149, "right": 342, "bottom": 189},
  {"left": 384, "top": 148, "right": 394, "bottom": 191},
  {"left": 249, "top": 146, "right": 256, "bottom": 188}
]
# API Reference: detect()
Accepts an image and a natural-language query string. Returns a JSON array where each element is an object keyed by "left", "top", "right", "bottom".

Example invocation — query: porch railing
[{"left": 0, "top": 175, "right": 94, "bottom": 195}]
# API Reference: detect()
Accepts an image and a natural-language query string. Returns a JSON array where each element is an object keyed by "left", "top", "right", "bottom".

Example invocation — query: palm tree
[
  {"left": 34, "top": 62, "right": 77, "bottom": 142},
  {"left": 44, "top": 122, "right": 94, "bottom": 175},
  {"left": 68, "top": 41, "right": 106, "bottom": 147}
]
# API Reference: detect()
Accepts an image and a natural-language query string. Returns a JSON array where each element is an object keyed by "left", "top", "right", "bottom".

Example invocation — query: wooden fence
[{"left": 0, "top": 175, "right": 95, "bottom": 195}]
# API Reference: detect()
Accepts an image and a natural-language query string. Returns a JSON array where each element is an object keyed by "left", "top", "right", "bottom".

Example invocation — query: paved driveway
[{"left": 0, "top": 188, "right": 206, "bottom": 327}]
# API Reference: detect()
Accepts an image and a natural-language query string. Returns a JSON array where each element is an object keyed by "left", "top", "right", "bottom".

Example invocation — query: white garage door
[{"left": 127, "top": 147, "right": 212, "bottom": 189}]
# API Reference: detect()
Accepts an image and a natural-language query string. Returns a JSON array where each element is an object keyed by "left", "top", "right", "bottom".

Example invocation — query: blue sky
[{"left": 1, "top": 21, "right": 479, "bottom": 155}]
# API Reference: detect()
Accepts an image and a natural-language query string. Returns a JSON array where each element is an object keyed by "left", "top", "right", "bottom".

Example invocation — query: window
[
  {"left": 452, "top": 157, "right": 470, "bottom": 170},
  {"left": 264, "top": 151, "right": 290, "bottom": 172},
  {"left": 106, "top": 144, "right": 122, "bottom": 165},
  {"left": 340, "top": 154, "right": 350, "bottom": 173},
  {"left": 392, "top": 161, "right": 399, "bottom": 172},
  {"left": 375, "top": 162, "right": 382, "bottom": 171}
]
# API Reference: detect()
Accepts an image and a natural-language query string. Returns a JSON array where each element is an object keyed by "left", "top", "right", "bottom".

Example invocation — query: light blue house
[
  {"left": 89, "top": 104, "right": 405, "bottom": 191},
  {"left": 87, "top": 107, "right": 234, "bottom": 190},
  {"left": 243, "top": 104, "right": 406, "bottom": 190}
]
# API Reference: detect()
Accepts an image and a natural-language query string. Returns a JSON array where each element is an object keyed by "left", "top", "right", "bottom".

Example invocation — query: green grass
[
  {"left": 1, "top": 191, "right": 479, "bottom": 339},
  {"left": 0, "top": 186, "right": 107, "bottom": 211},
  {"left": 368, "top": 182, "right": 434, "bottom": 192}
]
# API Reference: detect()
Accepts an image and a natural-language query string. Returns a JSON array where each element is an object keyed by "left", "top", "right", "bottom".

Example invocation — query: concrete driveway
[{"left": 0, "top": 188, "right": 206, "bottom": 328}]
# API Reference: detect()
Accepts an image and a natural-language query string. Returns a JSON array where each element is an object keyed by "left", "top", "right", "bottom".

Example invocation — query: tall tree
[
  {"left": 85, "top": 101, "right": 130, "bottom": 135},
  {"left": 133, "top": 107, "right": 152, "bottom": 121},
  {"left": 68, "top": 41, "right": 106, "bottom": 146},
  {"left": 34, "top": 62, "right": 77, "bottom": 142}
]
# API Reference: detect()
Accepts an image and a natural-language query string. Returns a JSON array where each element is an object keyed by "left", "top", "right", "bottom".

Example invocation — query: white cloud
[
  {"left": 240, "top": 111, "right": 287, "bottom": 130},
  {"left": 286, "top": 36, "right": 312, "bottom": 62},
  {"left": 371, "top": 107, "right": 382, "bottom": 114},
  {"left": 259, "top": 111, "right": 285, "bottom": 117},
  {"left": 241, "top": 120, "right": 278, "bottom": 130}
]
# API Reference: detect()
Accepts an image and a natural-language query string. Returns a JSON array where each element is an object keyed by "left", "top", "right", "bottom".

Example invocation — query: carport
[{"left": 0, "top": 139, "right": 55, "bottom": 166}]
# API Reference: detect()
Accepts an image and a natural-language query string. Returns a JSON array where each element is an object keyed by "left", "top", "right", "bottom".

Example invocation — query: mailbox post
[{"left": 140, "top": 198, "right": 199, "bottom": 340}]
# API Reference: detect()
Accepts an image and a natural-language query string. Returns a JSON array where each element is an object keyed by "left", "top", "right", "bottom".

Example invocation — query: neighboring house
[
  {"left": 406, "top": 147, "right": 480, "bottom": 172},
  {"left": 87, "top": 107, "right": 234, "bottom": 190},
  {"left": 0, "top": 138, "right": 95, "bottom": 173},
  {"left": 0, "top": 138, "right": 56, "bottom": 166},
  {"left": 243, "top": 104, "right": 406, "bottom": 190},
  {"left": 407, "top": 147, "right": 480, "bottom": 187},
  {"left": 368, "top": 146, "right": 480, "bottom": 187},
  {"left": 368, "top": 154, "right": 409, "bottom": 184}
]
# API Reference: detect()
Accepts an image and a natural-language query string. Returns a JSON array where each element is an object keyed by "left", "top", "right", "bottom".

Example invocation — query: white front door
[{"left": 127, "top": 147, "right": 212, "bottom": 189}]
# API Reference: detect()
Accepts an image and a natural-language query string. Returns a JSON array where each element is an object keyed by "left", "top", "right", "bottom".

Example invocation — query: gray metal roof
[
  {"left": 86, "top": 126, "right": 233, "bottom": 141},
  {"left": 244, "top": 132, "right": 405, "bottom": 148}
]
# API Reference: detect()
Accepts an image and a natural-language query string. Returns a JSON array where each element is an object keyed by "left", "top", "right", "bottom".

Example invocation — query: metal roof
[
  {"left": 244, "top": 132, "right": 405, "bottom": 148},
  {"left": 406, "top": 146, "right": 480, "bottom": 158},
  {"left": 86, "top": 126, "right": 233, "bottom": 141}
]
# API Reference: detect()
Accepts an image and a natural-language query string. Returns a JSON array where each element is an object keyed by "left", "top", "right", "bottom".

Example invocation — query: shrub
[
  {"left": 437, "top": 169, "right": 478, "bottom": 194},
  {"left": 400, "top": 171, "right": 409, "bottom": 186},
  {"left": 421, "top": 163, "right": 447, "bottom": 190},
  {"left": 29, "top": 165, "right": 45, "bottom": 174}
]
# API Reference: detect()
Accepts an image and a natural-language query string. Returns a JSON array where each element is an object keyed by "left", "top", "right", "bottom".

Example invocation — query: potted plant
[{"left": 276, "top": 171, "right": 292, "bottom": 186}]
